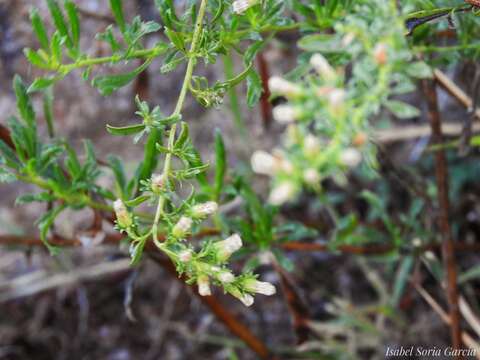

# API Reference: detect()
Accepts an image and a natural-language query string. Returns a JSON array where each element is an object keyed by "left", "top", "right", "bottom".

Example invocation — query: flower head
[
  {"left": 216, "top": 270, "right": 235, "bottom": 284},
  {"left": 233, "top": 0, "right": 258, "bottom": 14},
  {"left": 213, "top": 233, "right": 243, "bottom": 262},
  {"left": 229, "top": 287, "right": 255, "bottom": 307},
  {"left": 340, "top": 147, "right": 362, "bottom": 168},
  {"left": 268, "top": 76, "right": 302, "bottom": 97},
  {"left": 303, "top": 134, "right": 321, "bottom": 158},
  {"left": 251, "top": 150, "right": 276, "bottom": 176},
  {"left": 373, "top": 43, "right": 388, "bottom": 65},
  {"left": 273, "top": 104, "right": 297, "bottom": 124},
  {"left": 268, "top": 182, "right": 296, "bottom": 205},
  {"left": 310, "top": 53, "right": 336, "bottom": 81},
  {"left": 151, "top": 173, "right": 166, "bottom": 193},
  {"left": 303, "top": 168, "right": 321, "bottom": 186},
  {"left": 191, "top": 201, "right": 218, "bottom": 219},
  {"left": 243, "top": 279, "right": 276, "bottom": 296},
  {"left": 197, "top": 275, "right": 211, "bottom": 296},
  {"left": 113, "top": 199, "right": 132, "bottom": 228},
  {"left": 172, "top": 216, "right": 193, "bottom": 238},
  {"left": 178, "top": 249, "right": 193, "bottom": 262}
]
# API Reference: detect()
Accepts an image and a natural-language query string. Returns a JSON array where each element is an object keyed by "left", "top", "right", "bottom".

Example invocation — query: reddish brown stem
[
  {"left": 271, "top": 259, "right": 310, "bottom": 344},
  {"left": 422, "top": 79, "right": 463, "bottom": 356},
  {"left": 257, "top": 52, "right": 272, "bottom": 127},
  {"left": 148, "top": 254, "right": 277, "bottom": 360}
]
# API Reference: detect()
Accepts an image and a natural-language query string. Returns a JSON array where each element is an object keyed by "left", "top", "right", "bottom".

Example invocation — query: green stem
[
  {"left": 57, "top": 45, "right": 166, "bottom": 74},
  {"left": 152, "top": 0, "right": 209, "bottom": 246}
]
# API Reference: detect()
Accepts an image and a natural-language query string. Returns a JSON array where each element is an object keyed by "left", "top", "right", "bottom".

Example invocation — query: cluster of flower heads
[
  {"left": 113, "top": 172, "right": 275, "bottom": 306},
  {"left": 250, "top": 53, "right": 365, "bottom": 205}
]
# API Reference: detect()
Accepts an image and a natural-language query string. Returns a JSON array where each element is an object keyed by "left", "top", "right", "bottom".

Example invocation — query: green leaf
[
  {"left": 246, "top": 70, "right": 262, "bottom": 108},
  {"left": 37, "top": 205, "right": 66, "bottom": 255},
  {"left": 459, "top": 265, "right": 480, "bottom": 284},
  {"left": 214, "top": 128, "right": 226, "bottom": 200},
  {"left": 16, "top": 192, "right": 55, "bottom": 204},
  {"left": 24, "top": 48, "right": 51, "bottom": 69},
  {"left": 107, "top": 155, "right": 127, "bottom": 196},
  {"left": 106, "top": 123, "right": 146, "bottom": 136},
  {"left": 384, "top": 100, "right": 420, "bottom": 119},
  {"left": 391, "top": 256, "right": 414, "bottom": 307},
  {"left": 174, "top": 122, "right": 189, "bottom": 151},
  {"left": 298, "top": 34, "right": 342, "bottom": 53},
  {"left": 0, "top": 168, "right": 16, "bottom": 183},
  {"left": 30, "top": 8, "right": 50, "bottom": 50},
  {"left": 130, "top": 239, "right": 146, "bottom": 265},
  {"left": 46, "top": 0, "right": 72, "bottom": 48},
  {"left": 13, "top": 76, "right": 36, "bottom": 129},
  {"left": 110, "top": 0, "right": 127, "bottom": 34},
  {"left": 92, "top": 60, "right": 151, "bottom": 96},
  {"left": 65, "top": 0, "right": 81, "bottom": 50},
  {"left": 136, "top": 127, "right": 161, "bottom": 190},
  {"left": 165, "top": 28, "right": 185, "bottom": 51},
  {"left": 43, "top": 88, "right": 55, "bottom": 137},
  {"left": 406, "top": 61, "right": 432, "bottom": 79},
  {"left": 50, "top": 31, "right": 64, "bottom": 65},
  {"left": 28, "top": 77, "right": 58, "bottom": 93}
]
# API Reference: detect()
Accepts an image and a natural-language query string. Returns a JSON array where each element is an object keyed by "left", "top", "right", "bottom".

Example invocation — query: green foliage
[{"left": 3, "top": 0, "right": 480, "bottom": 330}]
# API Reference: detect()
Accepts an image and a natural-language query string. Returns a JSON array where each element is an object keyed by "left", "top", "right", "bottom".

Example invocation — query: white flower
[
  {"left": 232, "top": 0, "right": 257, "bottom": 14},
  {"left": 310, "top": 53, "right": 336, "bottom": 81},
  {"left": 251, "top": 150, "right": 277, "bottom": 176},
  {"left": 340, "top": 147, "right": 362, "bottom": 168},
  {"left": 191, "top": 201, "right": 218, "bottom": 219},
  {"left": 172, "top": 216, "right": 193, "bottom": 238},
  {"left": 327, "top": 88, "right": 345, "bottom": 112},
  {"left": 273, "top": 104, "right": 297, "bottom": 124},
  {"left": 303, "top": 134, "right": 321, "bottom": 157},
  {"left": 238, "top": 293, "right": 254, "bottom": 306},
  {"left": 214, "top": 234, "right": 243, "bottom": 261},
  {"left": 342, "top": 32, "right": 355, "bottom": 47},
  {"left": 303, "top": 168, "right": 321, "bottom": 186},
  {"left": 113, "top": 199, "right": 132, "bottom": 228},
  {"left": 244, "top": 279, "right": 276, "bottom": 296},
  {"left": 197, "top": 275, "right": 211, "bottom": 296},
  {"left": 151, "top": 173, "right": 166, "bottom": 193},
  {"left": 217, "top": 270, "right": 235, "bottom": 284},
  {"left": 268, "top": 76, "right": 302, "bottom": 97},
  {"left": 178, "top": 249, "right": 193, "bottom": 262},
  {"left": 268, "top": 182, "right": 296, "bottom": 205}
]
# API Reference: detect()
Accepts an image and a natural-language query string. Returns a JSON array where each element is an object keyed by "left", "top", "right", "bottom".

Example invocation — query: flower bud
[
  {"left": 342, "top": 32, "right": 355, "bottom": 47},
  {"left": 229, "top": 287, "right": 255, "bottom": 307},
  {"left": 340, "top": 147, "right": 362, "bottom": 168},
  {"left": 214, "top": 234, "right": 243, "bottom": 262},
  {"left": 352, "top": 132, "right": 368, "bottom": 147},
  {"left": 304, "top": 134, "right": 321, "bottom": 157},
  {"left": 310, "top": 53, "right": 336, "bottom": 81},
  {"left": 303, "top": 168, "right": 321, "bottom": 186},
  {"left": 373, "top": 43, "right": 388, "bottom": 65},
  {"left": 113, "top": 199, "right": 132, "bottom": 228},
  {"left": 268, "top": 182, "right": 296, "bottom": 205},
  {"left": 327, "top": 88, "right": 345, "bottom": 113},
  {"left": 191, "top": 201, "right": 218, "bottom": 219},
  {"left": 272, "top": 104, "right": 297, "bottom": 124},
  {"left": 172, "top": 216, "right": 193, "bottom": 238},
  {"left": 216, "top": 270, "right": 235, "bottom": 283},
  {"left": 178, "top": 249, "right": 193, "bottom": 262},
  {"left": 268, "top": 76, "right": 302, "bottom": 97},
  {"left": 232, "top": 0, "right": 258, "bottom": 14},
  {"left": 243, "top": 279, "right": 276, "bottom": 296},
  {"left": 197, "top": 275, "right": 211, "bottom": 296},
  {"left": 151, "top": 173, "right": 166, "bottom": 193},
  {"left": 251, "top": 150, "right": 276, "bottom": 176}
]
